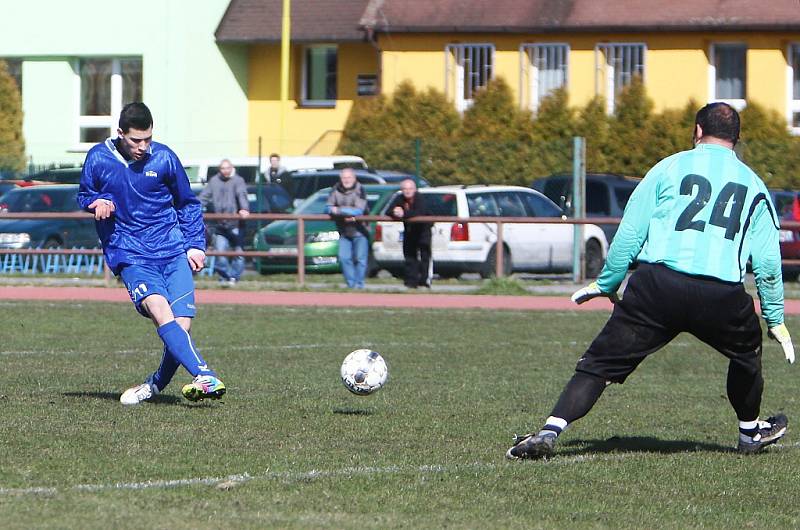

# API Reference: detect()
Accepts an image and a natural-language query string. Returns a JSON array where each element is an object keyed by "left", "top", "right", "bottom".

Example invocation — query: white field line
[
  {"left": 4, "top": 441, "right": 799, "bottom": 497},
  {"left": 0, "top": 339, "right": 701, "bottom": 357}
]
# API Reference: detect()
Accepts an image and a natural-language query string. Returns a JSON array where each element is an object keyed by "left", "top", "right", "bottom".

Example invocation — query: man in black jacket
[{"left": 389, "top": 179, "right": 432, "bottom": 288}]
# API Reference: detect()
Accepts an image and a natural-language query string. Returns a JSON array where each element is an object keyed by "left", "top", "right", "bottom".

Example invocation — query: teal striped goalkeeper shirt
[{"left": 596, "top": 143, "right": 784, "bottom": 326}]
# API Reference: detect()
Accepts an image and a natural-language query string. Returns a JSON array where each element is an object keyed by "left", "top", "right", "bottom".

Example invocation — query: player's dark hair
[
  {"left": 118, "top": 102, "right": 153, "bottom": 132},
  {"left": 269, "top": 153, "right": 280, "bottom": 159},
  {"left": 695, "top": 102, "right": 740, "bottom": 145}
]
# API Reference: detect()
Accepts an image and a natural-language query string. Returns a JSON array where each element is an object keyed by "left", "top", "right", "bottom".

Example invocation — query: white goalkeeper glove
[
  {"left": 571, "top": 281, "right": 620, "bottom": 305},
  {"left": 768, "top": 323, "right": 795, "bottom": 364}
]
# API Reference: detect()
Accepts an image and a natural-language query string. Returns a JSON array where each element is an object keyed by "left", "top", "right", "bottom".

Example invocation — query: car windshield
[
  {"left": 0, "top": 189, "right": 68, "bottom": 212},
  {"left": 423, "top": 193, "right": 458, "bottom": 216},
  {"left": 295, "top": 190, "right": 387, "bottom": 214}
]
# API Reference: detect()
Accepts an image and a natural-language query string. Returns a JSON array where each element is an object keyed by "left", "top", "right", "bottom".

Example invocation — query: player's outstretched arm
[{"left": 571, "top": 281, "right": 620, "bottom": 305}]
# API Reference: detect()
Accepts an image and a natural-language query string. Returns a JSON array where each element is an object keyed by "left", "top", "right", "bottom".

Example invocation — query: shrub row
[{"left": 338, "top": 77, "right": 800, "bottom": 188}]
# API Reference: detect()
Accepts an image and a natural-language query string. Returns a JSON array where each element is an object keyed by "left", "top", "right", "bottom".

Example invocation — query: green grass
[
  {"left": 472, "top": 276, "right": 531, "bottom": 295},
  {"left": 1, "top": 301, "right": 799, "bottom": 529}
]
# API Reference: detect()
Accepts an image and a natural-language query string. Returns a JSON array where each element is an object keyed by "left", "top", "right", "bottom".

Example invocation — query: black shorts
[{"left": 577, "top": 263, "right": 762, "bottom": 383}]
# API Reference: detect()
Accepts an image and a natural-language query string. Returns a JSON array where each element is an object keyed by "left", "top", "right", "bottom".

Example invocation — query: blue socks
[
  {"left": 156, "top": 320, "right": 215, "bottom": 378},
  {"left": 148, "top": 346, "right": 180, "bottom": 392}
]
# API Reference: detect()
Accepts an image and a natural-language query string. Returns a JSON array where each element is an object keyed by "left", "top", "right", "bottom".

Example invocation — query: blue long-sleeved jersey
[
  {"left": 77, "top": 138, "right": 206, "bottom": 274},
  {"left": 596, "top": 143, "right": 784, "bottom": 326}
]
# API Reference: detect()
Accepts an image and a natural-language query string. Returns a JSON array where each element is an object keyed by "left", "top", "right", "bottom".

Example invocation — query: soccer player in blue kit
[
  {"left": 507, "top": 102, "right": 794, "bottom": 459},
  {"left": 78, "top": 102, "right": 226, "bottom": 405}
]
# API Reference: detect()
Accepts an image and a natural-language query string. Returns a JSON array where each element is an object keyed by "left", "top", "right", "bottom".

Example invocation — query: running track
[{"left": 2, "top": 286, "right": 800, "bottom": 313}]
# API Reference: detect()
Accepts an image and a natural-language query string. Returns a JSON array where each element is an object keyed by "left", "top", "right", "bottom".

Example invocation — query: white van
[{"left": 183, "top": 155, "right": 367, "bottom": 184}]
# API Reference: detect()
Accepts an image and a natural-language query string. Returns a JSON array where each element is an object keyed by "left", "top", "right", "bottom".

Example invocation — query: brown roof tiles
[
  {"left": 216, "top": 0, "right": 800, "bottom": 43},
  {"left": 216, "top": 0, "right": 370, "bottom": 43},
  {"left": 361, "top": 0, "right": 800, "bottom": 33}
]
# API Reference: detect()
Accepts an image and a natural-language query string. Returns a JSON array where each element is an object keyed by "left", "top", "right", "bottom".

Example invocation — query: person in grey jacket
[
  {"left": 198, "top": 159, "right": 250, "bottom": 285},
  {"left": 326, "top": 168, "right": 368, "bottom": 288}
]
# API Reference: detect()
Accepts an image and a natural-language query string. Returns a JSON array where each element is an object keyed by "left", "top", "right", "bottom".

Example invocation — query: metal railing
[{"left": 2, "top": 211, "right": 796, "bottom": 286}]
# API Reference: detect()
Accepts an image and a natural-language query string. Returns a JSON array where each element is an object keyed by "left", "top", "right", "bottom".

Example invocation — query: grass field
[{"left": 2, "top": 300, "right": 799, "bottom": 529}]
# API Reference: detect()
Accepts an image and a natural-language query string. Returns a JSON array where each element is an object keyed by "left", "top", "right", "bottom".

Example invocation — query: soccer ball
[{"left": 340, "top": 349, "right": 388, "bottom": 395}]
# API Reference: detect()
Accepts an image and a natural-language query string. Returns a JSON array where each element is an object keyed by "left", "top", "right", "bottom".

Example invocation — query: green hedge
[{"left": 338, "top": 76, "right": 800, "bottom": 188}]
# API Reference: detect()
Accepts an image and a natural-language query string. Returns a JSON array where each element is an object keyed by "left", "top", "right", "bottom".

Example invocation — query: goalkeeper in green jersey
[{"left": 507, "top": 102, "right": 793, "bottom": 459}]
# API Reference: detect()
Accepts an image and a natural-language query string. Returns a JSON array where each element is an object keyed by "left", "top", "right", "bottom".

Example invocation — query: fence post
[
  {"left": 296, "top": 217, "right": 305, "bottom": 286},
  {"left": 495, "top": 221, "right": 504, "bottom": 278},
  {"left": 572, "top": 136, "right": 586, "bottom": 283}
]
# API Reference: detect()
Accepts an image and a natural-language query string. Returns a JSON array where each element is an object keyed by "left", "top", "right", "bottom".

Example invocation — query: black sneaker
[
  {"left": 737, "top": 414, "right": 788, "bottom": 454},
  {"left": 505, "top": 433, "right": 556, "bottom": 460}
]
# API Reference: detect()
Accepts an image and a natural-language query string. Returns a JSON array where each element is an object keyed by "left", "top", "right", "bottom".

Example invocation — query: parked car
[
  {"left": 531, "top": 173, "right": 640, "bottom": 243},
  {"left": 372, "top": 185, "right": 609, "bottom": 278},
  {"left": 0, "top": 179, "right": 21, "bottom": 197},
  {"left": 183, "top": 155, "right": 368, "bottom": 184},
  {"left": 0, "top": 185, "right": 99, "bottom": 250},
  {"left": 282, "top": 169, "right": 384, "bottom": 209},
  {"left": 23, "top": 166, "right": 83, "bottom": 184},
  {"left": 193, "top": 183, "right": 292, "bottom": 249},
  {"left": 253, "top": 184, "right": 401, "bottom": 274},
  {"left": 770, "top": 189, "right": 800, "bottom": 280},
  {"left": 371, "top": 170, "right": 430, "bottom": 187}
]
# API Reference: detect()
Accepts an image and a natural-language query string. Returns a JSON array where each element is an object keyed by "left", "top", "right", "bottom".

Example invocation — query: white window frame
[
  {"left": 520, "top": 43, "right": 569, "bottom": 112},
  {"left": 787, "top": 43, "right": 800, "bottom": 134},
  {"left": 445, "top": 43, "right": 495, "bottom": 112},
  {"left": 594, "top": 43, "right": 646, "bottom": 114},
  {"left": 74, "top": 57, "right": 141, "bottom": 151},
  {"left": 301, "top": 44, "right": 337, "bottom": 107},
  {"left": 708, "top": 43, "right": 747, "bottom": 111}
]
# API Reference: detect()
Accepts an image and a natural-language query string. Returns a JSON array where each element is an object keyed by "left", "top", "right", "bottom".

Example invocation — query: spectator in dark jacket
[
  {"left": 326, "top": 168, "right": 369, "bottom": 288},
  {"left": 389, "top": 179, "right": 433, "bottom": 288},
  {"left": 198, "top": 159, "right": 249, "bottom": 285}
]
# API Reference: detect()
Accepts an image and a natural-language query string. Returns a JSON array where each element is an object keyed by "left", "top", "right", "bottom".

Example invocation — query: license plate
[{"left": 270, "top": 247, "right": 298, "bottom": 256}]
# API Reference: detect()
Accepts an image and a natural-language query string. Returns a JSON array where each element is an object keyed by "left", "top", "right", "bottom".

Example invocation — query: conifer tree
[
  {"left": 457, "top": 77, "right": 533, "bottom": 185},
  {"left": 738, "top": 102, "right": 800, "bottom": 188},
  {"left": 605, "top": 77, "right": 653, "bottom": 176},
  {"left": 529, "top": 88, "right": 576, "bottom": 178},
  {"left": 575, "top": 96, "right": 611, "bottom": 173},
  {"left": 0, "top": 60, "right": 25, "bottom": 173}
]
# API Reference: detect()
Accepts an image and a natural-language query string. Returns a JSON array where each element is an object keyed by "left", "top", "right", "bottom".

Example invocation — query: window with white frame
[
  {"left": 788, "top": 44, "right": 800, "bottom": 132},
  {"left": 520, "top": 44, "right": 569, "bottom": 112},
  {"left": 445, "top": 44, "right": 494, "bottom": 112},
  {"left": 709, "top": 43, "right": 746, "bottom": 110},
  {"left": 302, "top": 45, "right": 337, "bottom": 106},
  {"left": 78, "top": 57, "right": 142, "bottom": 146},
  {"left": 595, "top": 43, "right": 646, "bottom": 114}
]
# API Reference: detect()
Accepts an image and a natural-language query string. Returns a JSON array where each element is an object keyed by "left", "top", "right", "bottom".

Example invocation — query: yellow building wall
[
  {"left": 378, "top": 32, "right": 800, "bottom": 115},
  {"left": 246, "top": 32, "right": 800, "bottom": 155},
  {"left": 248, "top": 42, "right": 378, "bottom": 156}
]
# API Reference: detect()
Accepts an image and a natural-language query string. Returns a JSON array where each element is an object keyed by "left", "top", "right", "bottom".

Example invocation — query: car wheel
[
  {"left": 480, "top": 246, "right": 511, "bottom": 279},
  {"left": 437, "top": 271, "right": 461, "bottom": 280},
  {"left": 585, "top": 239, "right": 604, "bottom": 278}
]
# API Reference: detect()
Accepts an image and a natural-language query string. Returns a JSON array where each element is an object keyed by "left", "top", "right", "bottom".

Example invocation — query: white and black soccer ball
[{"left": 340, "top": 349, "right": 388, "bottom": 395}]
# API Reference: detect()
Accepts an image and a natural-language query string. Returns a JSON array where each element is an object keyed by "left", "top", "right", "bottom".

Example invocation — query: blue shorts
[{"left": 119, "top": 256, "right": 196, "bottom": 319}]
